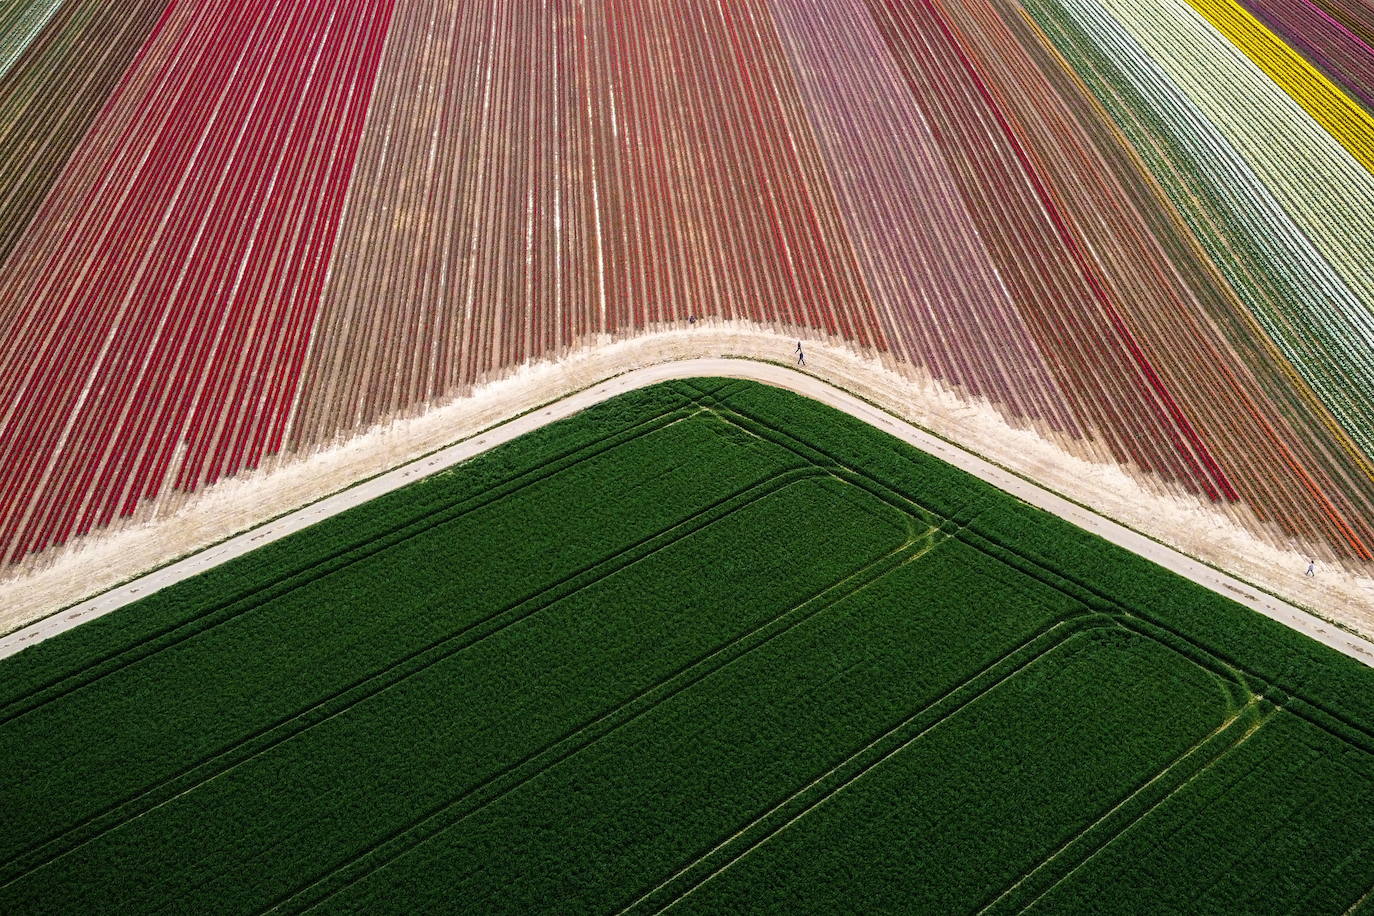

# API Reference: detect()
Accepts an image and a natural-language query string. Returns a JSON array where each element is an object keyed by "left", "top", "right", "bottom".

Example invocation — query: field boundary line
[
  {"left": 951, "top": 523, "right": 1374, "bottom": 756},
  {"left": 977, "top": 696, "right": 1276, "bottom": 914},
  {"left": 2, "top": 359, "right": 1367, "bottom": 666},
  {"left": 690, "top": 392, "right": 951, "bottom": 528},
  {"left": 256, "top": 529, "right": 944, "bottom": 914},
  {"left": 0, "top": 400, "right": 698, "bottom": 657},
  {"left": 1005, "top": 704, "right": 1278, "bottom": 913},
  {"left": 0, "top": 466, "right": 850, "bottom": 887},
  {"left": 1342, "top": 876, "right": 1374, "bottom": 915},
  {"left": 706, "top": 386, "right": 1374, "bottom": 754},
  {"left": 699, "top": 392, "right": 1374, "bottom": 758},
  {"left": 617, "top": 616, "right": 1116, "bottom": 915},
  {"left": 0, "top": 404, "right": 714, "bottom": 720}
]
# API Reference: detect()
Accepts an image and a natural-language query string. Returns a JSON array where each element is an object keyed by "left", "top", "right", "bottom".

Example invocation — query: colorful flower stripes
[
  {"left": 0, "top": 0, "right": 395, "bottom": 561},
  {"left": 0, "top": 0, "right": 1372, "bottom": 568},
  {"left": 1192, "top": 0, "right": 1374, "bottom": 170}
]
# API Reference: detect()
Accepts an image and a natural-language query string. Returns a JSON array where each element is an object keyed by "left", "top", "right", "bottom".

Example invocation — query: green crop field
[{"left": 4, "top": 378, "right": 1374, "bottom": 914}]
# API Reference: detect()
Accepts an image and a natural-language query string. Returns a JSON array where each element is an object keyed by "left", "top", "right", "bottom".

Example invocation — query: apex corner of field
[
  {"left": 0, "top": 375, "right": 1370, "bottom": 914},
  {"left": 5, "top": 0, "right": 1374, "bottom": 912}
]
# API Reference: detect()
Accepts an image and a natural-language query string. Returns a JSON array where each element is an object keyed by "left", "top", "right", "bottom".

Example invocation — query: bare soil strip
[{"left": 1, "top": 325, "right": 1370, "bottom": 662}]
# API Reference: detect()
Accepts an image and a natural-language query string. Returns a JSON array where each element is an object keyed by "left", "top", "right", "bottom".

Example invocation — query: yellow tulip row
[{"left": 1184, "top": 0, "right": 1374, "bottom": 176}]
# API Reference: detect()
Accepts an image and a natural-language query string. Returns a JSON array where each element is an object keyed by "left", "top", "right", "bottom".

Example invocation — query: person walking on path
[
  {"left": 1306, "top": 559, "right": 1316, "bottom": 577},
  {"left": 796, "top": 344, "right": 805, "bottom": 367}
]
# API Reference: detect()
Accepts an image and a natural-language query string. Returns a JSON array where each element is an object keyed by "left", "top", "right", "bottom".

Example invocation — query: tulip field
[
  {"left": 4, "top": 380, "right": 1374, "bottom": 912},
  {"left": 0, "top": 0, "right": 1372, "bottom": 574}
]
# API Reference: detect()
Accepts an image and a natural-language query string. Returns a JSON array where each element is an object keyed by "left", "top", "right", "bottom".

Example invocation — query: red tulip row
[
  {"left": 0, "top": 0, "right": 395, "bottom": 563},
  {"left": 1, "top": 0, "right": 1371, "bottom": 568},
  {"left": 0, "top": 0, "right": 170, "bottom": 268}
]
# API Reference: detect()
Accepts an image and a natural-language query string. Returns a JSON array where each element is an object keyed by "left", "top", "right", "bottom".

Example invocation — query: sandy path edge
[{"left": 2, "top": 328, "right": 1371, "bottom": 663}]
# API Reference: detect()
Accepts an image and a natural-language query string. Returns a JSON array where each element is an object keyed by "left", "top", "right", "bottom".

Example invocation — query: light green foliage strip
[
  {"left": 1027, "top": 0, "right": 1374, "bottom": 459},
  {"left": 0, "top": 0, "right": 62, "bottom": 81},
  {"left": 1096, "top": 0, "right": 1374, "bottom": 318}
]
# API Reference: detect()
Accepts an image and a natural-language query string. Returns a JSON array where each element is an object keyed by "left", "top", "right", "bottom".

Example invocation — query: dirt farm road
[{"left": 3, "top": 358, "right": 1371, "bottom": 666}]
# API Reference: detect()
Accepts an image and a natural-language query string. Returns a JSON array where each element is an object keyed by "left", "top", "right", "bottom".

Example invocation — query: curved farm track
[
  {"left": 2, "top": 342, "right": 1372, "bottom": 658},
  {"left": 0, "top": 2, "right": 1372, "bottom": 624}
]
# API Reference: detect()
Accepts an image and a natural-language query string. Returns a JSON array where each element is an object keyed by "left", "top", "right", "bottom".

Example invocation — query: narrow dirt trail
[{"left": 2, "top": 352, "right": 1371, "bottom": 666}]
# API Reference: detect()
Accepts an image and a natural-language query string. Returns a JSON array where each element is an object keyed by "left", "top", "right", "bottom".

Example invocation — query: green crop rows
[{"left": 3, "top": 378, "right": 1374, "bottom": 914}]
